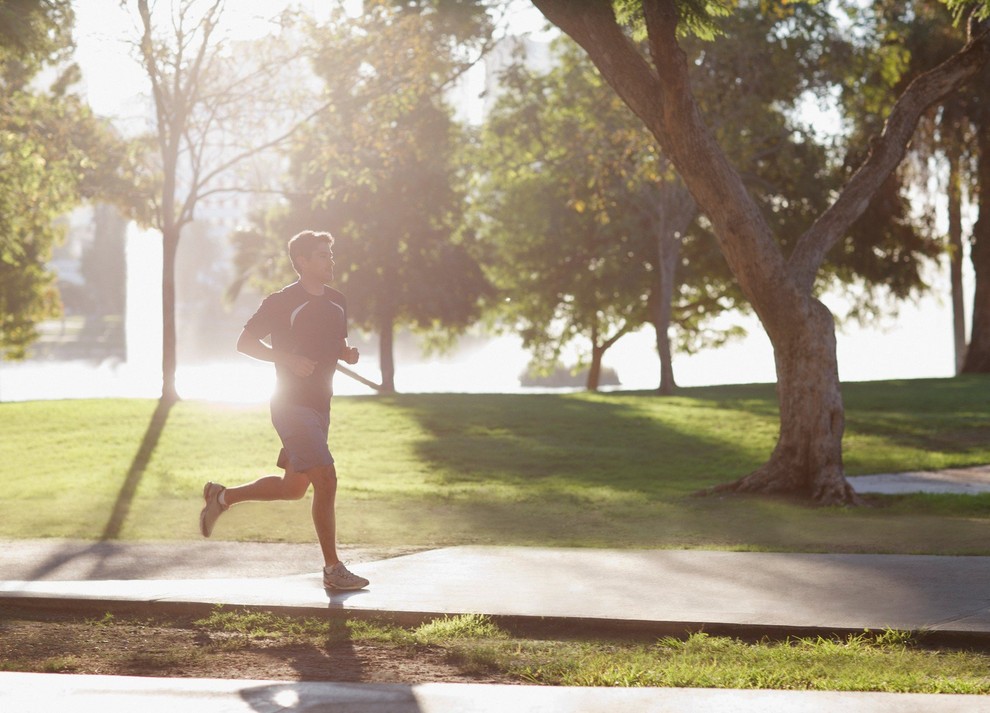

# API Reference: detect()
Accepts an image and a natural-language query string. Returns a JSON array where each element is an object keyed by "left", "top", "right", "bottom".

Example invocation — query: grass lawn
[
  {"left": 2, "top": 376, "right": 989, "bottom": 554},
  {"left": 9, "top": 609, "right": 986, "bottom": 693}
]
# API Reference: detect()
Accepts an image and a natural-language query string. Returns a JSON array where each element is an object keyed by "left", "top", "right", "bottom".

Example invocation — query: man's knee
[
  {"left": 282, "top": 474, "right": 310, "bottom": 500},
  {"left": 308, "top": 463, "right": 337, "bottom": 491}
]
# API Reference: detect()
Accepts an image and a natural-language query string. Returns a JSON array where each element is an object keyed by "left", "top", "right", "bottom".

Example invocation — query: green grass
[
  {"left": 193, "top": 610, "right": 990, "bottom": 693},
  {"left": 2, "top": 376, "right": 989, "bottom": 554},
  {"left": 480, "top": 630, "right": 990, "bottom": 693}
]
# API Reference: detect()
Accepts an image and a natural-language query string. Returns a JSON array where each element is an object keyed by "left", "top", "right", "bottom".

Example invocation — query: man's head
[{"left": 288, "top": 230, "right": 335, "bottom": 276}]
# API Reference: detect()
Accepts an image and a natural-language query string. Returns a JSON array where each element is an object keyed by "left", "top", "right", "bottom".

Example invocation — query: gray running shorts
[{"left": 270, "top": 402, "right": 333, "bottom": 472}]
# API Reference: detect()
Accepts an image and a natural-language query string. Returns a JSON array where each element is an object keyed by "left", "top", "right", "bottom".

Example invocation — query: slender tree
[
  {"left": 840, "top": 0, "right": 989, "bottom": 374},
  {"left": 842, "top": 1, "right": 978, "bottom": 373},
  {"left": 130, "top": 0, "right": 323, "bottom": 403}
]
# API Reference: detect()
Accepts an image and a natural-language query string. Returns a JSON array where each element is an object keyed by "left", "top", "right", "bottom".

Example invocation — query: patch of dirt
[{"left": 0, "top": 607, "right": 519, "bottom": 684}]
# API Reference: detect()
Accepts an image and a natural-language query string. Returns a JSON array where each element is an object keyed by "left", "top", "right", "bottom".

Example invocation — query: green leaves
[
  {"left": 0, "top": 1, "right": 131, "bottom": 359},
  {"left": 943, "top": 0, "right": 990, "bottom": 22},
  {"left": 615, "top": 0, "right": 734, "bottom": 41},
  {"left": 232, "top": 3, "right": 493, "bottom": 380}
]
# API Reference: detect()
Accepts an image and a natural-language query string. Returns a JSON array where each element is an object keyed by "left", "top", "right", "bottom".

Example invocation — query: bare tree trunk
[
  {"left": 963, "top": 137, "right": 990, "bottom": 373},
  {"left": 161, "top": 229, "right": 180, "bottom": 404},
  {"left": 646, "top": 174, "right": 695, "bottom": 396},
  {"left": 653, "top": 231, "right": 679, "bottom": 395},
  {"left": 947, "top": 140, "right": 968, "bottom": 374},
  {"left": 379, "top": 312, "right": 396, "bottom": 393},
  {"left": 586, "top": 342, "right": 604, "bottom": 391}
]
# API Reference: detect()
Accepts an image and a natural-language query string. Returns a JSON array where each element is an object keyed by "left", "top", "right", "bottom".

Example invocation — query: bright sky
[
  {"left": 72, "top": 0, "right": 325, "bottom": 120},
  {"left": 54, "top": 0, "right": 973, "bottom": 401}
]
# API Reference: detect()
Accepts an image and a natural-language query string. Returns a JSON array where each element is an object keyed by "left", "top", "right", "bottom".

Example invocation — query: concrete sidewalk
[
  {"left": 4, "top": 543, "right": 990, "bottom": 711},
  {"left": 0, "top": 672, "right": 984, "bottom": 713},
  {"left": 847, "top": 464, "right": 990, "bottom": 495},
  {"left": 4, "top": 545, "right": 990, "bottom": 644}
]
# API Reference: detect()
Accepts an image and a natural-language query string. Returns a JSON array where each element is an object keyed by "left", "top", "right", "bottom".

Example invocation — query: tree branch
[
  {"left": 191, "top": 99, "right": 331, "bottom": 198},
  {"left": 531, "top": 0, "right": 665, "bottom": 134},
  {"left": 788, "top": 21, "right": 990, "bottom": 292}
]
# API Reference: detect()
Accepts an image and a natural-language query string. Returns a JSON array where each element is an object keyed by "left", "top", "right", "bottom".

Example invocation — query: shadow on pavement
[{"left": 240, "top": 682, "right": 421, "bottom": 713}]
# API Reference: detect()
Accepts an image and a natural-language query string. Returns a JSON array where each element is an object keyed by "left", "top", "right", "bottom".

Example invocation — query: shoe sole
[
  {"left": 323, "top": 580, "right": 369, "bottom": 591},
  {"left": 199, "top": 482, "right": 218, "bottom": 538}
]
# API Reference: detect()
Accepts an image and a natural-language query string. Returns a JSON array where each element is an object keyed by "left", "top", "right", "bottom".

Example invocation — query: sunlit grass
[
  {"left": 191, "top": 609, "right": 990, "bottom": 693},
  {"left": 1, "top": 376, "right": 989, "bottom": 553},
  {"left": 474, "top": 630, "right": 990, "bottom": 693}
]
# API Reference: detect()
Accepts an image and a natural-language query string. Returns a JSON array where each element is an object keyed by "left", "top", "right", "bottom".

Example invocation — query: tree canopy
[
  {"left": 531, "top": 0, "right": 990, "bottom": 503},
  {"left": 0, "top": 0, "right": 129, "bottom": 359},
  {"left": 231, "top": 2, "right": 494, "bottom": 392}
]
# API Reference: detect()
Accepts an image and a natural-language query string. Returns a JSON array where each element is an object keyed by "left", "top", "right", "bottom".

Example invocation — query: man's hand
[{"left": 340, "top": 345, "right": 360, "bottom": 365}]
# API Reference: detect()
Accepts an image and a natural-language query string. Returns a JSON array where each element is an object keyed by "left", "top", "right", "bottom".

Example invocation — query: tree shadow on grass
[
  {"left": 22, "top": 399, "right": 174, "bottom": 580},
  {"left": 839, "top": 378, "right": 990, "bottom": 461},
  {"left": 381, "top": 392, "right": 766, "bottom": 497},
  {"left": 661, "top": 378, "right": 990, "bottom": 468},
  {"left": 101, "top": 398, "right": 173, "bottom": 540}
]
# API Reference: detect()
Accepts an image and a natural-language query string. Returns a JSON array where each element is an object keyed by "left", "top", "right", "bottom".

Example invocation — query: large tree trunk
[
  {"left": 709, "top": 297, "right": 859, "bottom": 504},
  {"left": 947, "top": 138, "right": 968, "bottom": 374},
  {"left": 963, "top": 136, "right": 990, "bottom": 373}
]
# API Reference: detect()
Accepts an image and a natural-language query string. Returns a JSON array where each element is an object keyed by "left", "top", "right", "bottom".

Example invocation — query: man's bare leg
[
  {"left": 200, "top": 470, "right": 309, "bottom": 537},
  {"left": 309, "top": 463, "right": 368, "bottom": 590},
  {"left": 223, "top": 470, "right": 310, "bottom": 505},
  {"left": 306, "top": 463, "right": 339, "bottom": 567}
]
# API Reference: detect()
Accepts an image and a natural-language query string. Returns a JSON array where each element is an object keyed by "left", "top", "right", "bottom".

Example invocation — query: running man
[{"left": 198, "top": 230, "right": 369, "bottom": 590}]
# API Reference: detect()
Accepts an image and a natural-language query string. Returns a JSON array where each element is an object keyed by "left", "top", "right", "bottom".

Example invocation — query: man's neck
[{"left": 298, "top": 277, "right": 325, "bottom": 296}]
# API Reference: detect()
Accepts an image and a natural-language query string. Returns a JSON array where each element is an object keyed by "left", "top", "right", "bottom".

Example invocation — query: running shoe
[
  {"left": 323, "top": 561, "right": 369, "bottom": 590},
  {"left": 199, "top": 481, "right": 227, "bottom": 537}
]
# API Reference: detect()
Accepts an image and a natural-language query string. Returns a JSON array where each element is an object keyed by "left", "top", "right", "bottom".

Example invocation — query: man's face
[{"left": 302, "top": 244, "right": 335, "bottom": 282}]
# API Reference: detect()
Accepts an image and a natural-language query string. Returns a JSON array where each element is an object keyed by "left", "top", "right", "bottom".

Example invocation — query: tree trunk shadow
[{"left": 101, "top": 398, "right": 173, "bottom": 540}]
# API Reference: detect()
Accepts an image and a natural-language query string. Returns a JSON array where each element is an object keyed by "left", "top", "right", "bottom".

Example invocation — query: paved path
[
  {"left": 4, "top": 542, "right": 990, "bottom": 711},
  {"left": 1, "top": 672, "right": 984, "bottom": 713},
  {"left": 0, "top": 539, "right": 421, "bottom": 581},
  {"left": 848, "top": 464, "right": 990, "bottom": 494},
  {"left": 4, "top": 545, "right": 990, "bottom": 644}
]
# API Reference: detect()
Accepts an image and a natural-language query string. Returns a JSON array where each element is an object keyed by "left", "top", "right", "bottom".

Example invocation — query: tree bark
[
  {"left": 160, "top": 228, "right": 180, "bottom": 404},
  {"left": 585, "top": 322, "right": 629, "bottom": 391},
  {"left": 586, "top": 342, "right": 604, "bottom": 391},
  {"left": 653, "top": 229, "right": 679, "bottom": 395},
  {"left": 963, "top": 133, "right": 990, "bottom": 372},
  {"left": 648, "top": 176, "right": 695, "bottom": 396},
  {"left": 947, "top": 138, "right": 968, "bottom": 374},
  {"left": 379, "top": 312, "right": 396, "bottom": 393},
  {"left": 708, "top": 297, "right": 859, "bottom": 504}
]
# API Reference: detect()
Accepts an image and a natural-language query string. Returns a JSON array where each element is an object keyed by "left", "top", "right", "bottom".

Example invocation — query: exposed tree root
[{"left": 696, "top": 462, "right": 863, "bottom": 507}]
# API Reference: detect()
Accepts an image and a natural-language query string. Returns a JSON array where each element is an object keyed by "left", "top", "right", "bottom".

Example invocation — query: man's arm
[{"left": 236, "top": 328, "right": 316, "bottom": 377}]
